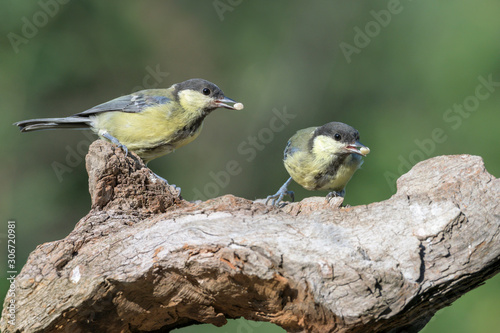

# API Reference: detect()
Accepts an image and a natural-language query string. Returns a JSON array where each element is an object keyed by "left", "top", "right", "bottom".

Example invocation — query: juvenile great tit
[
  {"left": 266, "top": 122, "right": 370, "bottom": 206},
  {"left": 15, "top": 79, "right": 244, "bottom": 187}
]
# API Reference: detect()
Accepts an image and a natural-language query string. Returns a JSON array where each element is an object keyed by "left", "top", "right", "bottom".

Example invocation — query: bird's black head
[
  {"left": 314, "top": 122, "right": 360, "bottom": 144},
  {"left": 311, "top": 122, "right": 369, "bottom": 156},
  {"left": 175, "top": 79, "right": 224, "bottom": 100},
  {"left": 174, "top": 78, "right": 241, "bottom": 111}
]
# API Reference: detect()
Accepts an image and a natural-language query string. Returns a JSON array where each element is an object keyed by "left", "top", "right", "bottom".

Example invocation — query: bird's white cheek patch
[
  {"left": 312, "top": 136, "right": 343, "bottom": 155},
  {"left": 178, "top": 90, "right": 212, "bottom": 110}
]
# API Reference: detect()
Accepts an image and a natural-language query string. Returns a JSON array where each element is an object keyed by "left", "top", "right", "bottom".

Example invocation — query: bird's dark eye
[
  {"left": 202, "top": 88, "right": 211, "bottom": 96},
  {"left": 334, "top": 133, "right": 341, "bottom": 141}
]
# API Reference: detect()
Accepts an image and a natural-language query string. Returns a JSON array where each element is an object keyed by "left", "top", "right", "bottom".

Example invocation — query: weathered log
[{"left": 1, "top": 140, "right": 499, "bottom": 332}]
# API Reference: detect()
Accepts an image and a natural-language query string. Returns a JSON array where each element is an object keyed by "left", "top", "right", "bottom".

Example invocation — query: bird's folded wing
[{"left": 73, "top": 94, "right": 172, "bottom": 117}]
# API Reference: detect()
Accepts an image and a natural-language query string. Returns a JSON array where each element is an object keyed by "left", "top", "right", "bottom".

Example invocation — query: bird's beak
[
  {"left": 215, "top": 97, "right": 244, "bottom": 110},
  {"left": 345, "top": 141, "right": 370, "bottom": 156}
]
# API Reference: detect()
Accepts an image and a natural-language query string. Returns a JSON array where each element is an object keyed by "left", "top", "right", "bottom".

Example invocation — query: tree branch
[{"left": 2, "top": 140, "right": 499, "bottom": 333}]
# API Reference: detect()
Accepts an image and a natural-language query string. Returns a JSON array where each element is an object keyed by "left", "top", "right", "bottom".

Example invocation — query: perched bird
[
  {"left": 15, "top": 78, "right": 244, "bottom": 187},
  {"left": 266, "top": 122, "right": 370, "bottom": 206}
]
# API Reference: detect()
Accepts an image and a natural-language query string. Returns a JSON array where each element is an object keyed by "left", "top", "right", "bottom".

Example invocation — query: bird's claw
[
  {"left": 266, "top": 177, "right": 294, "bottom": 206},
  {"left": 265, "top": 193, "right": 279, "bottom": 206},
  {"left": 102, "top": 131, "right": 129, "bottom": 157},
  {"left": 169, "top": 184, "right": 182, "bottom": 195},
  {"left": 117, "top": 143, "right": 128, "bottom": 156},
  {"left": 325, "top": 189, "right": 345, "bottom": 201},
  {"left": 150, "top": 172, "right": 182, "bottom": 196},
  {"left": 265, "top": 190, "right": 294, "bottom": 206}
]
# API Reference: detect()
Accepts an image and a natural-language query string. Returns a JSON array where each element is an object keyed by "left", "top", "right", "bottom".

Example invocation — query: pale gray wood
[{"left": 1, "top": 141, "right": 498, "bottom": 333}]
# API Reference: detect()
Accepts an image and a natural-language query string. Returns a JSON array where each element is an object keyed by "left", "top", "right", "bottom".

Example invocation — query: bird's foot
[
  {"left": 265, "top": 190, "right": 294, "bottom": 207},
  {"left": 325, "top": 189, "right": 345, "bottom": 201},
  {"left": 101, "top": 131, "right": 129, "bottom": 156},
  {"left": 265, "top": 177, "right": 294, "bottom": 206},
  {"left": 149, "top": 171, "right": 182, "bottom": 195}
]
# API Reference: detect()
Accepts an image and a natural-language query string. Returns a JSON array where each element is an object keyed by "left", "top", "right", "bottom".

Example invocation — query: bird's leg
[
  {"left": 148, "top": 171, "right": 182, "bottom": 195},
  {"left": 325, "top": 189, "right": 345, "bottom": 201},
  {"left": 265, "top": 177, "right": 295, "bottom": 206},
  {"left": 100, "top": 131, "right": 129, "bottom": 156},
  {"left": 100, "top": 131, "right": 181, "bottom": 195}
]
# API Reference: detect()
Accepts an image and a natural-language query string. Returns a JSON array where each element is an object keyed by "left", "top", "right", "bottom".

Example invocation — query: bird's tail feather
[{"left": 14, "top": 117, "right": 92, "bottom": 132}]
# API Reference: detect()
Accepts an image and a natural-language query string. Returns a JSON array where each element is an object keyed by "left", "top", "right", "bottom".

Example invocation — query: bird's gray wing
[
  {"left": 284, "top": 139, "right": 304, "bottom": 160},
  {"left": 284, "top": 140, "right": 294, "bottom": 159},
  {"left": 72, "top": 93, "right": 171, "bottom": 117},
  {"left": 283, "top": 127, "right": 316, "bottom": 160}
]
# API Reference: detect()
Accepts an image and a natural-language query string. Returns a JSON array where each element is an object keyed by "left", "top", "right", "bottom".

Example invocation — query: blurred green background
[{"left": 1, "top": 1, "right": 499, "bottom": 332}]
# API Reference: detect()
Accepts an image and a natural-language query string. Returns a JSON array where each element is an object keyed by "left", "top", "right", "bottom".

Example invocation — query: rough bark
[{"left": 1, "top": 140, "right": 499, "bottom": 333}]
